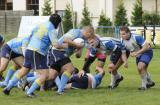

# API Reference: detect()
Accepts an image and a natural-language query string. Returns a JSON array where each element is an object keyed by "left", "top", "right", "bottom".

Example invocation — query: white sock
[
  {"left": 110, "top": 74, "right": 116, "bottom": 86},
  {"left": 141, "top": 73, "right": 148, "bottom": 88},
  {"left": 146, "top": 72, "right": 153, "bottom": 84},
  {"left": 115, "top": 72, "right": 121, "bottom": 80}
]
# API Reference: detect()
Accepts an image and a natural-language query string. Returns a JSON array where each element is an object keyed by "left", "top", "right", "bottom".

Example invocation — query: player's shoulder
[
  {"left": 131, "top": 33, "right": 143, "bottom": 38},
  {"left": 68, "top": 29, "right": 81, "bottom": 33}
]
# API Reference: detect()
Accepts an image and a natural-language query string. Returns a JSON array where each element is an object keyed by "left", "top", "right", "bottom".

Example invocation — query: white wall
[
  {"left": 13, "top": 0, "right": 26, "bottom": 10},
  {"left": 124, "top": 0, "right": 136, "bottom": 24},
  {"left": 142, "top": 0, "right": 156, "bottom": 12}
]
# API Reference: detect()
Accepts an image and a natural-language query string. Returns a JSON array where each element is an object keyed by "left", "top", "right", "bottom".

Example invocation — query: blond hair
[{"left": 82, "top": 26, "right": 95, "bottom": 35}]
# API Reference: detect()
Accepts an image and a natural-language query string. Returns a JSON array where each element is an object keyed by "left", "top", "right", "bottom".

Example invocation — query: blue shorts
[
  {"left": 136, "top": 50, "right": 153, "bottom": 65},
  {"left": 110, "top": 47, "right": 130, "bottom": 65},
  {"left": 71, "top": 74, "right": 88, "bottom": 89},
  {"left": 1, "top": 44, "right": 22, "bottom": 60},
  {"left": 23, "top": 49, "right": 48, "bottom": 70},
  {"left": 48, "top": 49, "right": 71, "bottom": 72}
]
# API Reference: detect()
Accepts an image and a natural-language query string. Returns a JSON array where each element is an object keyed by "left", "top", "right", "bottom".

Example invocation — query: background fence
[{"left": 0, "top": 10, "right": 34, "bottom": 35}]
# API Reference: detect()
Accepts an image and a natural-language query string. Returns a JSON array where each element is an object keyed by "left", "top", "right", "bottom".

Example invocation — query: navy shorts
[
  {"left": 48, "top": 49, "right": 71, "bottom": 72},
  {"left": 136, "top": 50, "right": 153, "bottom": 65},
  {"left": 1, "top": 44, "right": 22, "bottom": 60},
  {"left": 23, "top": 49, "right": 48, "bottom": 70},
  {"left": 110, "top": 47, "right": 130, "bottom": 65},
  {"left": 71, "top": 74, "right": 88, "bottom": 89}
]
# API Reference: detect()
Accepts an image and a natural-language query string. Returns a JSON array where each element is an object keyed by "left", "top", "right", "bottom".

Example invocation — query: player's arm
[
  {"left": 75, "top": 47, "right": 83, "bottom": 58},
  {"left": 121, "top": 51, "right": 128, "bottom": 68},
  {"left": 131, "top": 36, "right": 151, "bottom": 57},
  {"left": 63, "top": 38, "right": 83, "bottom": 49},
  {"left": 136, "top": 42, "right": 151, "bottom": 55},
  {"left": 96, "top": 66, "right": 105, "bottom": 76},
  {"left": 121, "top": 43, "right": 128, "bottom": 68},
  {"left": 48, "top": 30, "right": 68, "bottom": 49}
]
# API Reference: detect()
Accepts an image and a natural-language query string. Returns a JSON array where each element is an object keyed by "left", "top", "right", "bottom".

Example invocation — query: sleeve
[
  {"left": 89, "top": 47, "right": 97, "bottom": 57},
  {"left": 134, "top": 35, "right": 145, "bottom": 46},
  {"left": 104, "top": 41, "right": 116, "bottom": 51},
  {"left": 57, "top": 29, "right": 78, "bottom": 45},
  {"left": 48, "top": 29, "right": 59, "bottom": 46},
  {"left": 21, "top": 37, "right": 30, "bottom": 55},
  {"left": 0, "top": 35, "right": 4, "bottom": 42}
]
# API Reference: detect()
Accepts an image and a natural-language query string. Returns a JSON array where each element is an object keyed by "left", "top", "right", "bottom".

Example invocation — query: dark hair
[
  {"left": 0, "top": 35, "right": 4, "bottom": 43},
  {"left": 120, "top": 26, "right": 130, "bottom": 33},
  {"left": 49, "top": 13, "right": 61, "bottom": 29}
]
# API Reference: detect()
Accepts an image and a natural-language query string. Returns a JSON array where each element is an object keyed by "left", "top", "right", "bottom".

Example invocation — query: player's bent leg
[
  {"left": 48, "top": 69, "right": 58, "bottom": 80},
  {"left": 96, "top": 60, "right": 105, "bottom": 73},
  {"left": 108, "top": 60, "right": 124, "bottom": 89},
  {"left": 26, "top": 69, "right": 49, "bottom": 97},
  {"left": 12, "top": 56, "right": 24, "bottom": 67},
  {"left": 0, "top": 57, "right": 10, "bottom": 80},
  {"left": 146, "top": 72, "right": 155, "bottom": 88},
  {"left": 137, "top": 62, "right": 148, "bottom": 90},
  {"left": 3, "top": 67, "right": 30, "bottom": 95},
  {"left": 57, "top": 62, "right": 74, "bottom": 94},
  {"left": 0, "top": 64, "right": 19, "bottom": 87}
]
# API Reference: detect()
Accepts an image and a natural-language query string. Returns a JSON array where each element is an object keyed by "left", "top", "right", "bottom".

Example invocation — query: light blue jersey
[
  {"left": 27, "top": 21, "right": 59, "bottom": 55},
  {"left": 7, "top": 37, "right": 30, "bottom": 55},
  {"left": 121, "top": 33, "right": 151, "bottom": 52},
  {"left": 55, "top": 29, "right": 83, "bottom": 55},
  {"left": 57, "top": 29, "right": 83, "bottom": 45}
]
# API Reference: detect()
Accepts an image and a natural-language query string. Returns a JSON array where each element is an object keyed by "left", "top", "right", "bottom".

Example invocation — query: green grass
[
  {"left": 1, "top": 35, "right": 160, "bottom": 105},
  {"left": 1, "top": 33, "right": 17, "bottom": 42}
]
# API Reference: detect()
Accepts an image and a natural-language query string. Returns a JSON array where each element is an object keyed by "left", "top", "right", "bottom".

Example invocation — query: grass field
[{"left": 0, "top": 35, "right": 160, "bottom": 105}]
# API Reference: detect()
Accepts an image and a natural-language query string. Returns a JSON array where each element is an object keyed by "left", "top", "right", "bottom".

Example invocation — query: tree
[
  {"left": 80, "top": 0, "right": 91, "bottom": 27},
  {"left": 98, "top": 12, "right": 112, "bottom": 26},
  {"left": 131, "top": 0, "right": 143, "bottom": 26},
  {"left": 143, "top": 12, "right": 160, "bottom": 25},
  {"left": 97, "top": 11, "right": 112, "bottom": 35},
  {"left": 42, "top": 0, "right": 52, "bottom": 16},
  {"left": 114, "top": 0, "right": 128, "bottom": 26},
  {"left": 63, "top": 4, "right": 73, "bottom": 33}
]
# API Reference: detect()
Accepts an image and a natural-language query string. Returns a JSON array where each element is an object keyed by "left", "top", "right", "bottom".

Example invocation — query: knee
[
  {"left": 108, "top": 63, "right": 115, "bottom": 72},
  {"left": 137, "top": 65, "right": 145, "bottom": 73}
]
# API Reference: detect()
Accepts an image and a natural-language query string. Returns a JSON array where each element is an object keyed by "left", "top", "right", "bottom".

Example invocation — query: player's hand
[
  {"left": 123, "top": 62, "right": 128, "bottom": 68},
  {"left": 130, "top": 52, "right": 138, "bottom": 57},
  {"left": 76, "top": 43, "right": 84, "bottom": 49},
  {"left": 88, "top": 39, "right": 98, "bottom": 48},
  {"left": 78, "top": 70, "right": 85, "bottom": 77}
]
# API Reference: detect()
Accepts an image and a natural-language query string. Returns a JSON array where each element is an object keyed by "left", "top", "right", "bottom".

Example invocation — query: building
[{"left": 0, "top": 0, "right": 160, "bottom": 25}]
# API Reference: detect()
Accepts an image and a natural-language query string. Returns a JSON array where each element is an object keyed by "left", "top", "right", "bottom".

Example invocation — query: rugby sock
[
  {"left": 4, "top": 69, "right": 16, "bottom": 84},
  {"left": 27, "top": 79, "right": 41, "bottom": 95},
  {"left": 110, "top": 74, "right": 115, "bottom": 86},
  {"left": 6, "top": 73, "right": 20, "bottom": 90},
  {"left": 146, "top": 72, "right": 153, "bottom": 83},
  {"left": 115, "top": 72, "right": 121, "bottom": 80},
  {"left": 26, "top": 72, "right": 34, "bottom": 77},
  {"left": 58, "top": 72, "right": 71, "bottom": 92},
  {"left": 27, "top": 76, "right": 37, "bottom": 84},
  {"left": 141, "top": 73, "right": 148, "bottom": 88},
  {"left": 55, "top": 76, "right": 61, "bottom": 89}
]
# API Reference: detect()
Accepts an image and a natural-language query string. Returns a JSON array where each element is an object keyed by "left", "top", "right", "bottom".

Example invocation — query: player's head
[
  {"left": 120, "top": 26, "right": 130, "bottom": 40},
  {"left": 0, "top": 35, "right": 4, "bottom": 47},
  {"left": 88, "top": 37, "right": 100, "bottom": 48},
  {"left": 49, "top": 13, "right": 61, "bottom": 29},
  {"left": 82, "top": 26, "right": 95, "bottom": 40}
]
